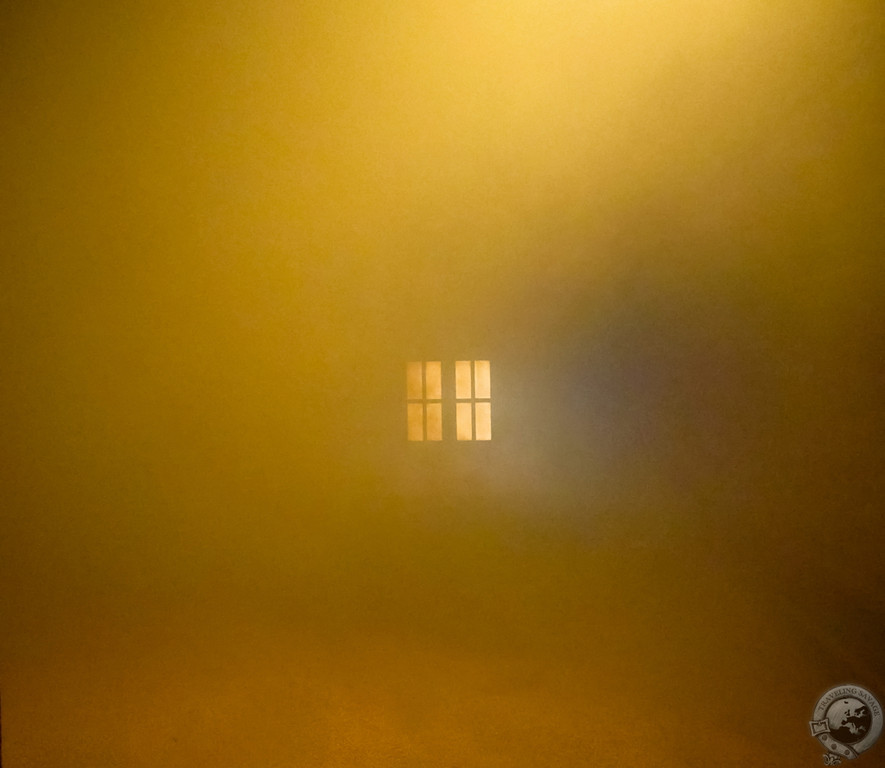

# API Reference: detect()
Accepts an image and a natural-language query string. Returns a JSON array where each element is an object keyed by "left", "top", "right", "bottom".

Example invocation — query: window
[
  {"left": 406, "top": 361, "right": 491, "bottom": 441},
  {"left": 455, "top": 360, "right": 491, "bottom": 441},
  {"left": 406, "top": 361, "right": 442, "bottom": 441}
]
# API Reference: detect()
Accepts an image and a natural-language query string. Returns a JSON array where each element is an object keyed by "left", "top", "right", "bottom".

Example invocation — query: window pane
[
  {"left": 475, "top": 402, "right": 491, "bottom": 440},
  {"left": 455, "top": 361, "right": 472, "bottom": 399},
  {"left": 474, "top": 360, "right": 490, "bottom": 399},
  {"left": 426, "top": 402, "right": 442, "bottom": 441},
  {"left": 456, "top": 402, "right": 473, "bottom": 440},
  {"left": 407, "top": 403, "right": 424, "bottom": 441},
  {"left": 406, "top": 362, "right": 423, "bottom": 400},
  {"left": 425, "top": 361, "right": 442, "bottom": 400}
]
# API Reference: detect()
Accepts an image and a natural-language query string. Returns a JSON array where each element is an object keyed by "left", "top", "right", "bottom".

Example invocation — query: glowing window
[
  {"left": 407, "top": 361, "right": 492, "bottom": 441},
  {"left": 455, "top": 360, "right": 491, "bottom": 440},
  {"left": 406, "top": 361, "right": 442, "bottom": 441}
]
